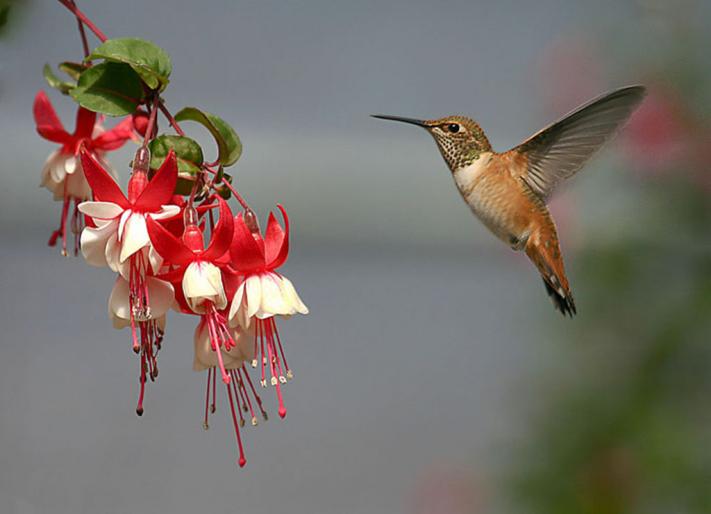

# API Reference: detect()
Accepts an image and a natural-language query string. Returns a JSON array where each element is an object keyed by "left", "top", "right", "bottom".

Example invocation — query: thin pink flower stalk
[{"left": 33, "top": 91, "right": 135, "bottom": 255}]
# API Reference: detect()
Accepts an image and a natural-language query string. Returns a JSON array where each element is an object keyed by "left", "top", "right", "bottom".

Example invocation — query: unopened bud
[
  {"left": 183, "top": 206, "right": 199, "bottom": 228},
  {"left": 133, "top": 146, "right": 150, "bottom": 174},
  {"left": 244, "top": 209, "right": 260, "bottom": 234}
]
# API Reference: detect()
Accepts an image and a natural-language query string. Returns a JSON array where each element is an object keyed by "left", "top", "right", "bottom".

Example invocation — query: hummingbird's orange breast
[{"left": 453, "top": 151, "right": 541, "bottom": 248}]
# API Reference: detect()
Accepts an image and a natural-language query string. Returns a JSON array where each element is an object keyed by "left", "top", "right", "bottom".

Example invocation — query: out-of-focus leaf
[
  {"left": 149, "top": 135, "right": 204, "bottom": 176},
  {"left": 174, "top": 107, "right": 242, "bottom": 166},
  {"left": 70, "top": 62, "right": 144, "bottom": 116},
  {"left": 88, "top": 37, "right": 171, "bottom": 91},
  {"left": 0, "top": 3, "right": 10, "bottom": 33},
  {"left": 58, "top": 61, "right": 86, "bottom": 80},
  {"left": 43, "top": 64, "right": 74, "bottom": 95}
]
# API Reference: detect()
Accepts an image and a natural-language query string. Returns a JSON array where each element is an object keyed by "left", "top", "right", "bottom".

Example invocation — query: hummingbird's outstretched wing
[{"left": 512, "top": 85, "right": 646, "bottom": 201}]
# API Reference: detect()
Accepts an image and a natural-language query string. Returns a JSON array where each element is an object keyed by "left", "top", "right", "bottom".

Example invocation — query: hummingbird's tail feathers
[
  {"left": 541, "top": 277, "right": 577, "bottom": 317},
  {"left": 524, "top": 234, "right": 577, "bottom": 317}
]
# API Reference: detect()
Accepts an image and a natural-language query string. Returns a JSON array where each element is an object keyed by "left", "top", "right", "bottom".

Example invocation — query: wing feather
[{"left": 513, "top": 85, "right": 646, "bottom": 201}]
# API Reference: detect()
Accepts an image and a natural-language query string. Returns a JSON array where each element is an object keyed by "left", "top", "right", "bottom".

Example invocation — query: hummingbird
[{"left": 373, "top": 85, "right": 646, "bottom": 316}]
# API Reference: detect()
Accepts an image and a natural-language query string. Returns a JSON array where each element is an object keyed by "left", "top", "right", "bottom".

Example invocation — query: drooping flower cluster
[
  {"left": 76, "top": 144, "right": 308, "bottom": 466},
  {"left": 34, "top": 3, "right": 309, "bottom": 468}
]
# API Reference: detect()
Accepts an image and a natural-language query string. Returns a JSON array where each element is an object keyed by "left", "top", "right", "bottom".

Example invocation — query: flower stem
[
  {"left": 204, "top": 167, "right": 250, "bottom": 210},
  {"left": 158, "top": 101, "right": 186, "bottom": 136},
  {"left": 143, "top": 96, "right": 160, "bottom": 147},
  {"left": 57, "top": 0, "right": 108, "bottom": 43},
  {"left": 68, "top": 0, "right": 91, "bottom": 58}
]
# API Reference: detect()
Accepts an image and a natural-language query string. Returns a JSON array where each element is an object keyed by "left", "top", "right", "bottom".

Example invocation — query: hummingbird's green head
[{"left": 372, "top": 114, "right": 492, "bottom": 171}]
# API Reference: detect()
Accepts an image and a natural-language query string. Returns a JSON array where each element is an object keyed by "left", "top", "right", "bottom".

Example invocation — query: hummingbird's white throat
[{"left": 452, "top": 152, "right": 493, "bottom": 195}]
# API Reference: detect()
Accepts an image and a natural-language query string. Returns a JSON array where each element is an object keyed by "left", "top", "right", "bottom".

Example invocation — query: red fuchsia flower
[
  {"left": 227, "top": 206, "right": 308, "bottom": 418},
  {"left": 148, "top": 198, "right": 262, "bottom": 466},
  {"left": 33, "top": 90, "right": 135, "bottom": 255},
  {"left": 77, "top": 147, "right": 179, "bottom": 415}
]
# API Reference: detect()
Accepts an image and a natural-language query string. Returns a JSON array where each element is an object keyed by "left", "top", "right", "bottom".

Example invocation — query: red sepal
[
  {"left": 221, "top": 269, "right": 243, "bottom": 300},
  {"left": 203, "top": 197, "right": 234, "bottom": 261},
  {"left": 265, "top": 204, "right": 290, "bottom": 269},
  {"left": 80, "top": 150, "right": 130, "bottom": 208},
  {"left": 92, "top": 116, "right": 136, "bottom": 151},
  {"left": 230, "top": 213, "right": 265, "bottom": 272},
  {"left": 134, "top": 150, "right": 178, "bottom": 211},
  {"left": 146, "top": 215, "right": 195, "bottom": 266},
  {"left": 75, "top": 108, "right": 97, "bottom": 140},
  {"left": 33, "top": 91, "right": 70, "bottom": 144}
]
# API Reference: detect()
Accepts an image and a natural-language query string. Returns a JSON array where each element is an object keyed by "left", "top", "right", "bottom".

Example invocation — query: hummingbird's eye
[{"left": 447, "top": 123, "right": 460, "bottom": 133}]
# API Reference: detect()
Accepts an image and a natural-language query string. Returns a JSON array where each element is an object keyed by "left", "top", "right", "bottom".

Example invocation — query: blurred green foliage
[{"left": 508, "top": 5, "right": 711, "bottom": 514}]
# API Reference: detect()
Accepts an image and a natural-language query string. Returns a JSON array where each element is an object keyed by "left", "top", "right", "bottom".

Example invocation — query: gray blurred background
[{"left": 2, "top": 1, "right": 710, "bottom": 514}]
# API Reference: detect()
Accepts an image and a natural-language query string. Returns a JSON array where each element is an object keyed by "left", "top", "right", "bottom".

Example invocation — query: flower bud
[{"left": 244, "top": 209, "right": 260, "bottom": 235}]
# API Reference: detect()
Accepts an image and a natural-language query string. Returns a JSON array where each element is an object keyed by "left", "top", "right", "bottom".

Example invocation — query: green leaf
[
  {"left": 58, "top": 61, "right": 86, "bottom": 80},
  {"left": 70, "top": 62, "right": 144, "bottom": 116},
  {"left": 43, "top": 64, "right": 74, "bottom": 95},
  {"left": 88, "top": 37, "right": 172, "bottom": 91},
  {"left": 174, "top": 107, "right": 242, "bottom": 167},
  {"left": 149, "top": 135, "right": 204, "bottom": 176}
]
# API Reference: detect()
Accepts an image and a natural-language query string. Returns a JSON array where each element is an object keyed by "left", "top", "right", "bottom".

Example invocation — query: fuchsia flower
[
  {"left": 227, "top": 207, "right": 308, "bottom": 416},
  {"left": 146, "top": 199, "right": 236, "bottom": 383},
  {"left": 33, "top": 90, "right": 135, "bottom": 255},
  {"left": 147, "top": 198, "right": 261, "bottom": 466},
  {"left": 78, "top": 148, "right": 178, "bottom": 415}
]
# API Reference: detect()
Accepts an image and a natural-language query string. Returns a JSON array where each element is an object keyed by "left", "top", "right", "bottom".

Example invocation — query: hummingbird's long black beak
[{"left": 371, "top": 114, "right": 427, "bottom": 127}]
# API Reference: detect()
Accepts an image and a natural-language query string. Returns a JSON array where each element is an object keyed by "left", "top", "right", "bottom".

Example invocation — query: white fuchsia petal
[
  {"left": 245, "top": 275, "right": 262, "bottom": 320},
  {"left": 108, "top": 276, "right": 174, "bottom": 324},
  {"left": 65, "top": 166, "right": 92, "bottom": 200},
  {"left": 78, "top": 201, "right": 124, "bottom": 220},
  {"left": 145, "top": 277, "right": 175, "bottom": 319},
  {"left": 48, "top": 152, "right": 68, "bottom": 184},
  {"left": 278, "top": 275, "right": 309, "bottom": 315},
  {"left": 64, "top": 155, "right": 77, "bottom": 175},
  {"left": 117, "top": 210, "right": 132, "bottom": 241},
  {"left": 105, "top": 232, "right": 121, "bottom": 273},
  {"left": 228, "top": 282, "right": 247, "bottom": 326},
  {"left": 148, "top": 205, "right": 181, "bottom": 221},
  {"left": 80, "top": 219, "right": 118, "bottom": 267},
  {"left": 182, "top": 261, "right": 227, "bottom": 313},
  {"left": 192, "top": 322, "right": 252, "bottom": 372},
  {"left": 258, "top": 273, "right": 289, "bottom": 317},
  {"left": 148, "top": 245, "right": 163, "bottom": 274},
  {"left": 108, "top": 276, "right": 131, "bottom": 321},
  {"left": 120, "top": 213, "right": 150, "bottom": 263},
  {"left": 41, "top": 150, "right": 61, "bottom": 187}
]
